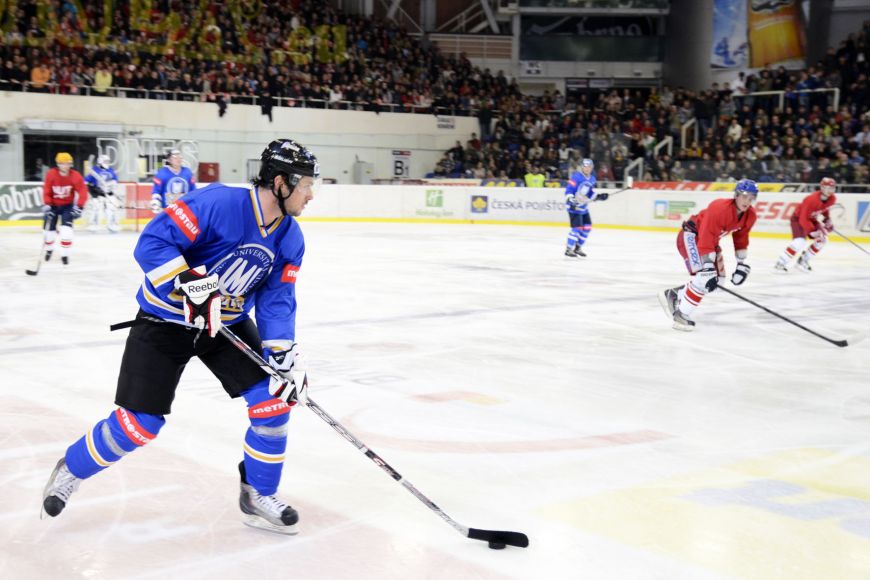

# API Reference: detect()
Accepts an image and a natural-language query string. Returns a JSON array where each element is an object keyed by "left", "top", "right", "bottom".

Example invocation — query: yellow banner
[{"left": 749, "top": 0, "right": 805, "bottom": 67}]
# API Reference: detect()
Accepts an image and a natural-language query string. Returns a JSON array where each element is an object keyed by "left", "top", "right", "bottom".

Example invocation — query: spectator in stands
[
  {"left": 30, "top": 59, "right": 51, "bottom": 92},
  {"left": 93, "top": 63, "right": 111, "bottom": 96}
]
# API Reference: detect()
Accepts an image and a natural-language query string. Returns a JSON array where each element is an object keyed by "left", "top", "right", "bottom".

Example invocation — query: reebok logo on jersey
[
  {"left": 166, "top": 200, "right": 200, "bottom": 241},
  {"left": 281, "top": 264, "right": 300, "bottom": 283},
  {"left": 249, "top": 399, "right": 291, "bottom": 418}
]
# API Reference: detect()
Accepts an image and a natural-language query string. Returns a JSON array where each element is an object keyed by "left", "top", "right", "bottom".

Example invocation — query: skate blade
[
  {"left": 657, "top": 291, "right": 675, "bottom": 320},
  {"left": 672, "top": 321, "right": 695, "bottom": 332},
  {"left": 242, "top": 515, "right": 299, "bottom": 535}
]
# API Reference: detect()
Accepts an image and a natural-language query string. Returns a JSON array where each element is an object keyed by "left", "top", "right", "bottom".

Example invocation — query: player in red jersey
[
  {"left": 658, "top": 179, "right": 759, "bottom": 331},
  {"left": 42, "top": 152, "right": 88, "bottom": 265},
  {"left": 774, "top": 177, "right": 837, "bottom": 273}
]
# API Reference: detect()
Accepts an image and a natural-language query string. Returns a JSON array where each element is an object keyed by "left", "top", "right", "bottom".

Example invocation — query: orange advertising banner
[{"left": 748, "top": 0, "right": 805, "bottom": 67}]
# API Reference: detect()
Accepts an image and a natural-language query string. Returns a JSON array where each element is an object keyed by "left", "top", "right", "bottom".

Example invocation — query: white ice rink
[{"left": 1, "top": 221, "right": 869, "bottom": 580}]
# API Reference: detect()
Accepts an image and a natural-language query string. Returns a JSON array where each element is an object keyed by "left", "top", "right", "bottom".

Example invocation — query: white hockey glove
[
  {"left": 71, "top": 205, "right": 83, "bottom": 219},
  {"left": 809, "top": 228, "right": 826, "bottom": 240},
  {"left": 174, "top": 266, "right": 222, "bottom": 337},
  {"left": 731, "top": 262, "right": 751, "bottom": 285},
  {"left": 42, "top": 204, "right": 55, "bottom": 219},
  {"left": 265, "top": 344, "right": 308, "bottom": 406},
  {"left": 149, "top": 195, "right": 163, "bottom": 213}
]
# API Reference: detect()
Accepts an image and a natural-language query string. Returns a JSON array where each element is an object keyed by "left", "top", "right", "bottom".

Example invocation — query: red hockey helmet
[{"left": 820, "top": 177, "right": 836, "bottom": 197}]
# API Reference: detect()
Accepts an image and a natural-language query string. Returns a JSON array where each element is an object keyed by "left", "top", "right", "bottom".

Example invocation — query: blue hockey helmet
[
  {"left": 735, "top": 178, "right": 758, "bottom": 197},
  {"left": 581, "top": 158, "right": 594, "bottom": 168}
]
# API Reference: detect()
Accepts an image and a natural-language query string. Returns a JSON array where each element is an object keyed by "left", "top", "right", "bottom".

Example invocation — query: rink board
[{"left": 2, "top": 182, "right": 869, "bottom": 240}]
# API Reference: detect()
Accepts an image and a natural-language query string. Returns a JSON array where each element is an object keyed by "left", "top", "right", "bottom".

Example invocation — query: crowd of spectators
[
  {"left": 1, "top": 1, "right": 869, "bottom": 185},
  {"left": 433, "top": 23, "right": 870, "bottom": 185}
]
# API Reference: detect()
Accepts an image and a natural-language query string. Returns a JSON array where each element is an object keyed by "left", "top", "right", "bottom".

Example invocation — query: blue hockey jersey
[
  {"left": 134, "top": 184, "right": 304, "bottom": 344},
  {"left": 564, "top": 172, "right": 598, "bottom": 215},
  {"left": 85, "top": 165, "right": 119, "bottom": 195},
  {"left": 152, "top": 166, "right": 196, "bottom": 207}
]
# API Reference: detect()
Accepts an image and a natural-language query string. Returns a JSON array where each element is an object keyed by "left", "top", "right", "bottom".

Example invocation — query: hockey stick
[
  {"left": 719, "top": 286, "right": 849, "bottom": 347},
  {"left": 25, "top": 216, "right": 50, "bottom": 276},
  {"left": 218, "top": 325, "right": 530, "bottom": 549},
  {"left": 596, "top": 176, "right": 633, "bottom": 201},
  {"left": 831, "top": 227, "right": 870, "bottom": 257}
]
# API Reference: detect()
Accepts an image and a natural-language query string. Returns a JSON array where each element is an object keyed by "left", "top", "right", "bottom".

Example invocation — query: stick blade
[
  {"left": 25, "top": 269, "right": 39, "bottom": 276},
  {"left": 468, "top": 527, "right": 529, "bottom": 548}
]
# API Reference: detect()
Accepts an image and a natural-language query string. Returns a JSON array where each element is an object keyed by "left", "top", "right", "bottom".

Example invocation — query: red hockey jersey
[
  {"left": 690, "top": 198, "right": 758, "bottom": 256},
  {"left": 43, "top": 168, "right": 88, "bottom": 207},
  {"left": 794, "top": 190, "right": 837, "bottom": 233}
]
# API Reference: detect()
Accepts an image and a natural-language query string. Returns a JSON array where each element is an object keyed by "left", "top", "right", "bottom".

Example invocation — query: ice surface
[{"left": 1, "top": 222, "right": 868, "bottom": 579}]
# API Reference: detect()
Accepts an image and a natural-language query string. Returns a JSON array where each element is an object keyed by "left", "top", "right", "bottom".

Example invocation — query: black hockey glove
[
  {"left": 595, "top": 192, "right": 609, "bottom": 201},
  {"left": 174, "top": 266, "right": 222, "bottom": 337},
  {"left": 697, "top": 262, "right": 718, "bottom": 293},
  {"left": 682, "top": 220, "right": 698, "bottom": 234},
  {"left": 731, "top": 263, "right": 751, "bottom": 285}
]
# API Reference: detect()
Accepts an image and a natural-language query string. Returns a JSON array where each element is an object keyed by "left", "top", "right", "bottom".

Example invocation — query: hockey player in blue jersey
[
  {"left": 84, "top": 155, "right": 121, "bottom": 232},
  {"left": 564, "top": 158, "right": 608, "bottom": 257},
  {"left": 150, "top": 148, "right": 196, "bottom": 212},
  {"left": 41, "top": 138, "right": 321, "bottom": 534}
]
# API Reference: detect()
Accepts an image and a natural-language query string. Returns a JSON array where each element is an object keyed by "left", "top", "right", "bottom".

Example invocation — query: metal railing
[
  {"left": 734, "top": 87, "right": 840, "bottom": 112},
  {"left": 0, "top": 80, "right": 485, "bottom": 116},
  {"left": 654, "top": 135, "right": 672, "bottom": 158},
  {"left": 680, "top": 118, "right": 698, "bottom": 151}
]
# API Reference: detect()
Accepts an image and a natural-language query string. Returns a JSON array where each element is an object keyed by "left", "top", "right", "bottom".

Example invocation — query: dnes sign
[{"left": 96, "top": 138, "right": 199, "bottom": 178}]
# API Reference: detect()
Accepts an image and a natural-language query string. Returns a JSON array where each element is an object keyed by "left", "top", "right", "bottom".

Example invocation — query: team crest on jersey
[{"left": 211, "top": 244, "right": 274, "bottom": 296}]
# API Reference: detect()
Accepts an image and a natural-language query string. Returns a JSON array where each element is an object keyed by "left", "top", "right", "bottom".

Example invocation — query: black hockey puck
[{"left": 488, "top": 541, "right": 506, "bottom": 550}]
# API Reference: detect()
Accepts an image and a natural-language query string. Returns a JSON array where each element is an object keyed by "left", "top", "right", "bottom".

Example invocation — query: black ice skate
[
  {"left": 238, "top": 462, "right": 298, "bottom": 535},
  {"left": 773, "top": 262, "right": 788, "bottom": 273},
  {"left": 41, "top": 458, "right": 81, "bottom": 518},
  {"left": 657, "top": 287, "right": 680, "bottom": 319},
  {"left": 61, "top": 256, "right": 69, "bottom": 265},
  {"left": 672, "top": 310, "right": 696, "bottom": 332},
  {"left": 564, "top": 246, "right": 578, "bottom": 258},
  {"left": 44, "top": 249, "right": 53, "bottom": 262},
  {"left": 573, "top": 244, "right": 587, "bottom": 257}
]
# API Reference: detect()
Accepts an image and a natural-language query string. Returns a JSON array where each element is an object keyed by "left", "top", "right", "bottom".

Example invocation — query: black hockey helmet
[{"left": 258, "top": 138, "right": 320, "bottom": 189}]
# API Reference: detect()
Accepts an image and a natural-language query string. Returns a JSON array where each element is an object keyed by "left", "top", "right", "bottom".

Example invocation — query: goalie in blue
[{"left": 41, "top": 138, "right": 321, "bottom": 535}]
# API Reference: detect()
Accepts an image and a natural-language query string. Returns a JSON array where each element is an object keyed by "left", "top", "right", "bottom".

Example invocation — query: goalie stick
[
  {"left": 218, "top": 325, "right": 530, "bottom": 549},
  {"left": 719, "top": 286, "right": 849, "bottom": 347}
]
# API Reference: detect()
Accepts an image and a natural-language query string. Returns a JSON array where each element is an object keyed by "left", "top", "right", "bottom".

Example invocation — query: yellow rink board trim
[
  {"left": 4, "top": 217, "right": 870, "bottom": 244},
  {"left": 539, "top": 448, "right": 870, "bottom": 580}
]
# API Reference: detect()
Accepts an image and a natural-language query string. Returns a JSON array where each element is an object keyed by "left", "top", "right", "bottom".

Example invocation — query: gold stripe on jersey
[
  {"left": 243, "top": 442, "right": 285, "bottom": 464},
  {"left": 141, "top": 283, "right": 185, "bottom": 315},
  {"left": 249, "top": 188, "right": 284, "bottom": 238},
  {"left": 146, "top": 255, "right": 190, "bottom": 288}
]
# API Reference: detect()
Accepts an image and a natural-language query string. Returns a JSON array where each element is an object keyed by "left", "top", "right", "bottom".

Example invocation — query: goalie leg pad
[
  {"left": 64, "top": 408, "right": 165, "bottom": 479},
  {"left": 242, "top": 381, "right": 291, "bottom": 496}
]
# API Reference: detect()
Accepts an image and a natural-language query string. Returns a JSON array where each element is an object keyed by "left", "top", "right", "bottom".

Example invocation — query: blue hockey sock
[
  {"left": 242, "top": 380, "right": 291, "bottom": 496},
  {"left": 64, "top": 408, "right": 165, "bottom": 479}
]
